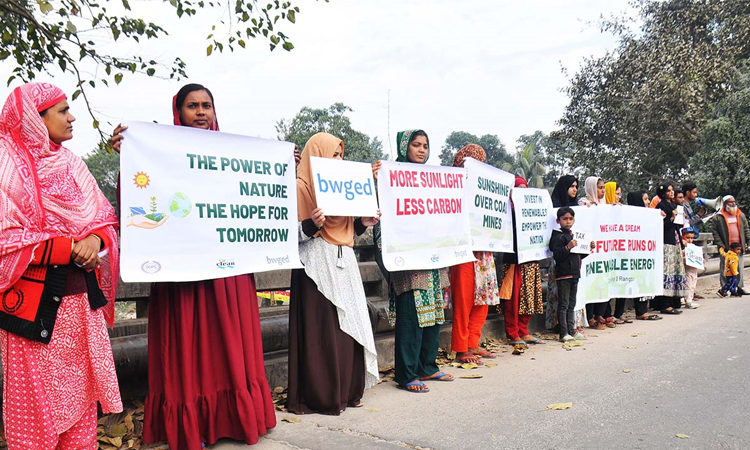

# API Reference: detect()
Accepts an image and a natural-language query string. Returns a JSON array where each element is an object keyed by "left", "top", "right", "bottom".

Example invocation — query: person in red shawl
[
  {"left": 110, "top": 84, "right": 276, "bottom": 449},
  {"left": 0, "top": 82, "right": 122, "bottom": 449}
]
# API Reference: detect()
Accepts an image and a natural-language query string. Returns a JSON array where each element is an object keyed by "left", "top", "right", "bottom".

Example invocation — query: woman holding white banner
[
  {"left": 0, "top": 83, "right": 122, "bottom": 449},
  {"left": 652, "top": 182, "right": 688, "bottom": 314},
  {"left": 374, "top": 129, "right": 454, "bottom": 393},
  {"left": 499, "top": 176, "right": 546, "bottom": 345},
  {"left": 579, "top": 176, "right": 612, "bottom": 330},
  {"left": 111, "top": 84, "right": 277, "bottom": 450},
  {"left": 605, "top": 182, "right": 634, "bottom": 325},
  {"left": 449, "top": 145, "right": 500, "bottom": 364},
  {"left": 288, "top": 132, "right": 380, "bottom": 413},
  {"left": 624, "top": 191, "right": 662, "bottom": 321}
]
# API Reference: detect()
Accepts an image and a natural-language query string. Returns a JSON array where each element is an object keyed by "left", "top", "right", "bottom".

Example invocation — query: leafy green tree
[
  {"left": 558, "top": 0, "right": 750, "bottom": 191},
  {"left": 691, "top": 62, "right": 750, "bottom": 209},
  {"left": 83, "top": 142, "right": 119, "bottom": 208},
  {"left": 438, "top": 131, "right": 512, "bottom": 168},
  {"left": 502, "top": 141, "right": 546, "bottom": 188},
  {"left": 516, "top": 130, "right": 578, "bottom": 187},
  {"left": 276, "top": 103, "right": 387, "bottom": 163},
  {"left": 1, "top": 0, "right": 321, "bottom": 140}
]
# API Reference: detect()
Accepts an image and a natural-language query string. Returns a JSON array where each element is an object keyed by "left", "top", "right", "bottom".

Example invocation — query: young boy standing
[
  {"left": 549, "top": 207, "right": 593, "bottom": 342},
  {"left": 681, "top": 229, "right": 701, "bottom": 308},
  {"left": 719, "top": 242, "right": 743, "bottom": 297}
]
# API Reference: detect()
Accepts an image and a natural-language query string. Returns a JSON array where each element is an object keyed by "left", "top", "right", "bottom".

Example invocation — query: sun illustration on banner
[{"left": 133, "top": 172, "right": 150, "bottom": 189}]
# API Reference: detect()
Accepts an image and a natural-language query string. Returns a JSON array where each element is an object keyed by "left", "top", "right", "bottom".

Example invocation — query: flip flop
[
  {"left": 397, "top": 381, "right": 430, "bottom": 393},
  {"left": 509, "top": 340, "right": 527, "bottom": 346},
  {"left": 660, "top": 309, "right": 682, "bottom": 315},
  {"left": 420, "top": 372, "right": 455, "bottom": 382},
  {"left": 523, "top": 337, "right": 546, "bottom": 345}
]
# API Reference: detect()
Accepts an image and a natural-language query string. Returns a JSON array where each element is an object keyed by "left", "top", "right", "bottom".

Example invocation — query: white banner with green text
[
  {"left": 119, "top": 121, "right": 301, "bottom": 282},
  {"left": 464, "top": 158, "right": 515, "bottom": 253}
]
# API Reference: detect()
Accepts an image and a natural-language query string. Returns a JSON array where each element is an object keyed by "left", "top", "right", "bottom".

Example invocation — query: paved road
[{"left": 211, "top": 272, "right": 750, "bottom": 450}]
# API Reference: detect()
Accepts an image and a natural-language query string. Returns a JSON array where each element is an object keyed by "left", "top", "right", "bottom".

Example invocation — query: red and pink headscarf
[{"left": 0, "top": 83, "right": 119, "bottom": 325}]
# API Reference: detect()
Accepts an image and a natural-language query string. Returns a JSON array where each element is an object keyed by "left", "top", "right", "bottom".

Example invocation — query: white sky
[{"left": 2, "top": 0, "right": 633, "bottom": 161}]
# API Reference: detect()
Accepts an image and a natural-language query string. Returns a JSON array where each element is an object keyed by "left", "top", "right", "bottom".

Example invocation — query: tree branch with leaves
[{"left": 0, "top": 0, "right": 325, "bottom": 146}]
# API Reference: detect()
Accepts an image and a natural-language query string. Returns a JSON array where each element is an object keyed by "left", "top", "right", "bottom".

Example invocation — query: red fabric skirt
[{"left": 143, "top": 274, "right": 276, "bottom": 450}]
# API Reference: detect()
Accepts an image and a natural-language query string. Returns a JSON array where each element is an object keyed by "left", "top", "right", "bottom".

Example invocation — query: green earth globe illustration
[{"left": 169, "top": 192, "right": 192, "bottom": 218}]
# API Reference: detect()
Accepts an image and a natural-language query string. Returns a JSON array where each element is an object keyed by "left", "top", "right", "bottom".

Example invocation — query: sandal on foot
[
  {"left": 509, "top": 339, "right": 527, "bottom": 346},
  {"left": 398, "top": 381, "right": 429, "bottom": 393},
  {"left": 457, "top": 354, "right": 484, "bottom": 365},
  {"left": 660, "top": 309, "right": 682, "bottom": 315},
  {"left": 470, "top": 348, "right": 497, "bottom": 358},
  {"left": 522, "top": 336, "right": 546, "bottom": 345},
  {"left": 636, "top": 314, "right": 662, "bottom": 320},
  {"left": 420, "top": 372, "right": 455, "bottom": 382}
]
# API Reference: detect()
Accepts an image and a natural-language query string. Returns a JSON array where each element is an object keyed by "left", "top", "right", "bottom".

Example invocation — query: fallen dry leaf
[
  {"left": 124, "top": 414, "right": 134, "bottom": 433},
  {"left": 282, "top": 416, "right": 301, "bottom": 423},
  {"left": 484, "top": 362, "right": 498, "bottom": 367},
  {"left": 461, "top": 363, "right": 479, "bottom": 370},
  {"left": 459, "top": 374, "right": 483, "bottom": 379},
  {"left": 107, "top": 424, "right": 128, "bottom": 438},
  {"left": 675, "top": 434, "right": 691, "bottom": 439},
  {"left": 364, "top": 407, "right": 380, "bottom": 412},
  {"left": 547, "top": 402, "right": 573, "bottom": 410},
  {"left": 623, "top": 369, "right": 631, "bottom": 373},
  {"left": 273, "top": 386, "right": 286, "bottom": 394},
  {"left": 512, "top": 346, "right": 525, "bottom": 355}
]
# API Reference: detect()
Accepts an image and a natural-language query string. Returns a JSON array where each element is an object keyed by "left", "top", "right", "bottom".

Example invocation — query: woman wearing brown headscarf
[
  {"left": 449, "top": 145, "right": 500, "bottom": 364},
  {"left": 288, "top": 132, "right": 380, "bottom": 414}
]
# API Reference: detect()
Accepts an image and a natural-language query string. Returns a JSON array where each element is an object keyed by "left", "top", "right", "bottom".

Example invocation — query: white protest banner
[
  {"left": 511, "top": 188, "right": 554, "bottom": 263},
  {"left": 570, "top": 230, "right": 595, "bottom": 255},
  {"left": 685, "top": 243, "right": 705, "bottom": 270},
  {"left": 463, "top": 158, "right": 514, "bottom": 253},
  {"left": 120, "top": 121, "right": 301, "bottom": 282},
  {"left": 573, "top": 205, "right": 664, "bottom": 305},
  {"left": 309, "top": 156, "right": 378, "bottom": 218},
  {"left": 377, "top": 160, "right": 474, "bottom": 271}
]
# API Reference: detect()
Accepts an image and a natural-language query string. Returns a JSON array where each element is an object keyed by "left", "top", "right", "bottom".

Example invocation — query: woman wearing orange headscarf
[
  {"left": 0, "top": 83, "right": 122, "bottom": 449},
  {"left": 449, "top": 145, "right": 500, "bottom": 364},
  {"left": 288, "top": 132, "right": 380, "bottom": 414}
]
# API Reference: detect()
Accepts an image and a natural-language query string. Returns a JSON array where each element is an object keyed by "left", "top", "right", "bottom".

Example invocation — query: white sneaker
[
  {"left": 573, "top": 332, "right": 587, "bottom": 340},
  {"left": 560, "top": 334, "right": 574, "bottom": 342}
]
